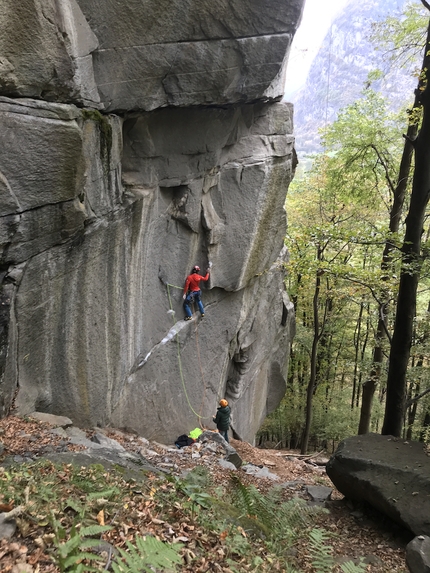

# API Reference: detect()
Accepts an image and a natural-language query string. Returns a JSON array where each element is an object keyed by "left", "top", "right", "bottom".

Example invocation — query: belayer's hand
[{"left": 183, "top": 294, "right": 186, "bottom": 300}]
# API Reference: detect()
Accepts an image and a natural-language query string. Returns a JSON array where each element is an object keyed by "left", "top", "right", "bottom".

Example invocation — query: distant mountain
[{"left": 291, "top": 0, "right": 418, "bottom": 159}]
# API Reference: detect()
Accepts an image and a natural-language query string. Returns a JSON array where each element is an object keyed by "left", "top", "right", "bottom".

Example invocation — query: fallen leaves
[{"left": 0, "top": 416, "right": 410, "bottom": 573}]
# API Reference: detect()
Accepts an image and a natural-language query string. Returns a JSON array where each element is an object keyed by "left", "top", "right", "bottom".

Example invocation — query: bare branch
[
  {"left": 379, "top": 306, "right": 393, "bottom": 344},
  {"left": 406, "top": 386, "right": 430, "bottom": 407},
  {"left": 370, "top": 143, "right": 396, "bottom": 195}
]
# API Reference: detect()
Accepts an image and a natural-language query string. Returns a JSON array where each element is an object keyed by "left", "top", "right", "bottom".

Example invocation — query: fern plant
[
  {"left": 308, "top": 528, "right": 367, "bottom": 573},
  {"left": 230, "top": 476, "right": 325, "bottom": 543},
  {"left": 51, "top": 513, "right": 112, "bottom": 573},
  {"left": 309, "top": 528, "right": 334, "bottom": 573},
  {"left": 340, "top": 559, "right": 367, "bottom": 573},
  {"left": 111, "top": 535, "right": 183, "bottom": 572}
]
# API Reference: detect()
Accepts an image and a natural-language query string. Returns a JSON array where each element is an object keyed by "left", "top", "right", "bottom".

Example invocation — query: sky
[{"left": 284, "top": 0, "right": 351, "bottom": 99}]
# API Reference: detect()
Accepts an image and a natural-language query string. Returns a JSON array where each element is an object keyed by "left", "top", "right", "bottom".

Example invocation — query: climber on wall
[
  {"left": 183, "top": 264, "right": 210, "bottom": 320},
  {"left": 213, "top": 399, "right": 231, "bottom": 443}
]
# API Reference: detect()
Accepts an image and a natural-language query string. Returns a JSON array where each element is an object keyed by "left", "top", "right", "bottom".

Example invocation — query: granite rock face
[
  {"left": 76, "top": 0, "right": 303, "bottom": 111},
  {"left": 0, "top": 0, "right": 100, "bottom": 105},
  {"left": 0, "top": 0, "right": 302, "bottom": 443},
  {"left": 327, "top": 434, "right": 430, "bottom": 536}
]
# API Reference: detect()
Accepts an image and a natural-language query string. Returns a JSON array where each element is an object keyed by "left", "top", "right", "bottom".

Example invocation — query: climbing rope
[
  {"left": 166, "top": 283, "right": 211, "bottom": 424},
  {"left": 165, "top": 279, "right": 228, "bottom": 426},
  {"left": 195, "top": 324, "right": 209, "bottom": 417}
]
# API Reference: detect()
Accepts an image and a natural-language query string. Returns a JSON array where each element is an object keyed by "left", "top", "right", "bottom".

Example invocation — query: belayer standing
[
  {"left": 183, "top": 264, "right": 210, "bottom": 320},
  {"left": 213, "top": 399, "right": 231, "bottom": 443}
]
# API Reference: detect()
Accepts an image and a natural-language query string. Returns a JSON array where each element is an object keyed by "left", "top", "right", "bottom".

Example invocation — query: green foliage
[
  {"left": 309, "top": 528, "right": 333, "bottom": 573},
  {"left": 275, "top": 76, "right": 430, "bottom": 449},
  {"left": 371, "top": 2, "right": 428, "bottom": 71},
  {"left": 230, "top": 476, "right": 326, "bottom": 544},
  {"left": 111, "top": 535, "right": 183, "bottom": 573},
  {"left": 51, "top": 513, "right": 112, "bottom": 573},
  {"left": 0, "top": 458, "right": 379, "bottom": 572},
  {"left": 340, "top": 559, "right": 367, "bottom": 573},
  {"left": 308, "top": 528, "right": 367, "bottom": 573}
]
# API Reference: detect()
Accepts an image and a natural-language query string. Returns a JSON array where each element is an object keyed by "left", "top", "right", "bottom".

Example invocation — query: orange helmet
[{"left": 219, "top": 399, "right": 228, "bottom": 407}]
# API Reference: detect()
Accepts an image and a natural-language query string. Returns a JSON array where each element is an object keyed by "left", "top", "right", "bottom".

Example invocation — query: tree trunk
[
  {"left": 359, "top": 89, "right": 419, "bottom": 433},
  {"left": 406, "top": 380, "right": 420, "bottom": 440},
  {"left": 301, "top": 262, "right": 322, "bottom": 454},
  {"left": 382, "top": 14, "right": 430, "bottom": 436},
  {"left": 420, "top": 411, "right": 430, "bottom": 442},
  {"left": 358, "top": 327, "right": 384, "bottom": 433},
  {"left": 352, "top": 303, "right": 365, "bottom": 409}
]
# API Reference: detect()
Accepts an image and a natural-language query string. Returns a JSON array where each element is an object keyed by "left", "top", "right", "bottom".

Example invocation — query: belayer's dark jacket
[{"left": 213, "top": 406, "right": 231, "bottom": 431}]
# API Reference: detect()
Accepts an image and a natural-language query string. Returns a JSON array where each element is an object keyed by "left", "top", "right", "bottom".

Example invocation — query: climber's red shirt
[{"left": 184, "top": 272, "right": 209, "bottom": 294}]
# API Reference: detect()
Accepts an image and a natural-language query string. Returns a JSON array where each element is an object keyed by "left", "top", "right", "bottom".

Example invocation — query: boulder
[
  {"left": 200, "top": 431, "right": 243, "bottom": 469},
  {"left": 90, "top": 432, "right": 126, "bottom": 452},
  {"left": 242, "top": 464, "right": 279, "bottom": 480},
  {"left": 326, "top": 434, "right": 430, "bottom": 536},
  {"left": 407, "top": 536, "right": 430, "bottom": 573},
  {"left": 305, "top": 485, "right": 332, "bottom": 503},
  {"left": 0, "top": 512, "right": 16, "bottom": 540},
  {"left": 29, "top": 412, "right": 73, "bottom": 427},
  {"left": 43, "top": 448, "right": 158, "bottom": 480}
]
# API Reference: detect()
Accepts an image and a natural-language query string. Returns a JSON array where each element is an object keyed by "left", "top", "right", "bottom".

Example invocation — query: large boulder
[
  {"left": 407, "top": 536, "right": 430, "bottom": 573},
  {"left": 326, "top": 434, "right": 430, "bottom": 536}
]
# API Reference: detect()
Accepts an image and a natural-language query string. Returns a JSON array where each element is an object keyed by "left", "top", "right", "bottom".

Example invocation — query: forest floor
[{"left": 0, "top": 416, "right": 411, "bottom": 572}]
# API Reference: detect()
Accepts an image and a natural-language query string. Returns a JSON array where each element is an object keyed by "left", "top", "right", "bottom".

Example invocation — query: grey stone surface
[
  {"left": 0, "top": 99, "right": 84, "bottom": 218},
  {"left": 219, "top": 459, "right": 237, "bottom": 471},
  {"left": 242, "top": 463, "right": 279, "bottom": 480},
  {"left": 0, "top": 512, "right": 16, "bottom": 540},
  {"left": 49, "top": 427, "right": 68, "bottom": 438},
  {"left": 0, "top": 0, "right": 304, "bottom": 111},
  {"left": 65, "top": 426, "right": 88, "bottom": 440},
  {"left": 43, "top": 448, "right": 159, "bottom": 479},
  {"left": 92, "top": 35, "right": 292, "bottom": 112},
  {"left": 0, "top": 0, "right": 99, "bottom": 105},
  {"left": 75, "top": 0, "right": 304, "bottom": 111},
  {"left": 327, "top": 434, "right": 430, "bottom": 536},
  {"left": 30, "top": 412, "right": 73, "bottom": 427},
  {"left": 305, "top": 485, "right": 332, "bottom": 503},
  {"left": 0, "top": 99, "right": 296, "bottom": 445},
  {"left": 200, "top": 431, "right": 243, "bottom": 468},
  {"left": 407, "top": 536, "right": 430, "bottom": 573},
  {"left": 91, "top": 432, "right": 126, "bottom": 452},
  {"left": 0, "top": 0, "right": 300, "bottom": 445}
]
